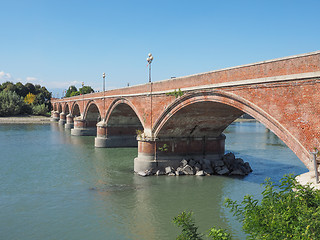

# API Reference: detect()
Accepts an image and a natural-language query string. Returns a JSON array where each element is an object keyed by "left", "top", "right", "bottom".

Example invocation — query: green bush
[
  {"left": 32, "top": 104, "right": 49, "bottom": 116},
  {"left": 0, "top": 91, "right": 25, "bottom": 116},
  {"left": 173, "top": 211, "right": 232, "bottom": 240},
  {"left": 173, "top": 211, "right": 203, "bottom": 240},
  {"left": 224, "top": 174, "right": 320, "bottom": 239}
]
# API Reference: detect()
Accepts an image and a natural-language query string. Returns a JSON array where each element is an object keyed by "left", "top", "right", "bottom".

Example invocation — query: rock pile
[{"left": 137, "top": 152, "right": 252, "bottom": 177}]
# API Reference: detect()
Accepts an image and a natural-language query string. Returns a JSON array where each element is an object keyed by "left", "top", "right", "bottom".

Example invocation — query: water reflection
[{"left": 0, "top": 122, "right": 309, "bottom": 240}]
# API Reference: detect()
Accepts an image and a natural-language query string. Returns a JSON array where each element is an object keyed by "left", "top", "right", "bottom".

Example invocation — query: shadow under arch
[
  {"left": 71, "top": 102, "right": 81, "bottom": 117},
  {"left": 153, "top": 90, "right": 310, "bottom": 169},
  {"left": 58, "top": 103, "right": 62, "bottom": 113},
  {"left": 84, "top": 100, "right": 102, "bottom": 128},
  {"left": 105, "top": 98, "right": 145, "bottom": 128},
  {"left": 64, "top": 103, "right": 70, "bottom": 115},
  {"left": 103, "top": 98, "right": 144, "bottom": 148}
]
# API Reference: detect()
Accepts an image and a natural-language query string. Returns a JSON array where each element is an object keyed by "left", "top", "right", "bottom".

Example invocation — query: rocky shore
[
  {"left": 0, "top": 115, "right": 51, "bottom": 124},
  {"left": 138, "top": 152, "right": 253, "bottom": 177}
]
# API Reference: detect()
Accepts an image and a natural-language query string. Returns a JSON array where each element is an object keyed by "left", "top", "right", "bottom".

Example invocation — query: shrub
[
  {"left": 224, "top": 174, "right": 320, "bottom": 239},
  {"left": 32, "top": 104, "right": 49, "bottom": 116},
  {"left": 0, "top": 91, "right": 25, "bottom": 116},
  {"left": 173, "top": 211, "right": 203, "bottom": 240}
]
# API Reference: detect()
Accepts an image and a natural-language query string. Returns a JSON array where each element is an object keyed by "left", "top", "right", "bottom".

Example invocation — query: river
[{"left": 0, "top": 121, "right": 308, "bottom": 240}]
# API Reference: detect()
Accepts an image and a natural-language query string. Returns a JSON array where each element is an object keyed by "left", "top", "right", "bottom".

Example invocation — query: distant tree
[
  {"left": 25, "top": 83, "right": 36, "bottom": 95},
  {"left": 79, "top": 86, "right": 94, "bottom": 95},
  {"left": 24, "top": 93, "right": 36, "bottom": 105},
  {"left": 70, "top": 91, "right": 80, "bottom": 97},
  {"left": 0, "top": 91, "right": 25, "bottom": 116},
  {"left": 65, "top": 85, "right": 78, "bottom": 97},
  {"left": 15, "top": 82, "right": 28, "bottom": 97}
]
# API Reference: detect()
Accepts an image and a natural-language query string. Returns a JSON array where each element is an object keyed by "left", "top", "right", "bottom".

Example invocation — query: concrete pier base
[
  {"left": 65, "top": 114, "right": 74, "bottom": 129},
  {"left": 71, "top": 127, "right": 97, "bottom": 136},
  {"left": 95, "top": 136, "right": 137, "bottom": 148},
  {"left": 134, "top": 135, "right": 226, "bottom": 173},
  {"left": 51, "top": 111, "right": 60, "bottom": 122},
  {"left": 59, "top": 119, "right": 66, "bottom": 125},
  {"left": 65, "top": 123, "right": 74, "bottom": 129}
]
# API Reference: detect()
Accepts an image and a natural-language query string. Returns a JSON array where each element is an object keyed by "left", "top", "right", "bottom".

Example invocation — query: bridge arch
[
  {"left": 63, "top": 103, "right": 70, "bottom": 114},
  {"left": 58, "top": 103, "right": 62, "bottom": 113},
  {"left": 71, "top": 102, "right": 80, "bottom": 117},
  {"left": 105, "top": 98, "right": 144, "bottom": 128},
  {"left": 153, "top": 90, "right": 309, "bottom": 168},
  {"left": 84, "top": 101, "right": 101, "bottom": 128}
]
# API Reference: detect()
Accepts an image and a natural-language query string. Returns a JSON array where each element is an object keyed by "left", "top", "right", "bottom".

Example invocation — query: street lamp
[
  {"left": 81, "top": 82, "right": 84, "bottom": 117},
  {"left": 102, "top": 72, "right": 106, "bottom": 93},
  {"left": 147, "top": 53, "right": 153, "bottom": 83},
  {"left": 102, "top": 73, "right": 106, "bottom": 121}
]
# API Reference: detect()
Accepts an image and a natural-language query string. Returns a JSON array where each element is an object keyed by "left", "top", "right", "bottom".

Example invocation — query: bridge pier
[
  {"left": 58, "top": 112, "right": 66, "bottom": 125},
  {"left": 65, "top": 114, "right": 74, "bottom": 129},
  {"left": 51, "top": 111, "right": 60, "bottom": 122},
  {"left": 134, "top": 134, "right": 226, "bottom": 173},
  {"left": 94, "top": 121, "right": 140, "bottom": 148},
  {"left": 71, "top": 117, "right": 96, "bottom": 136}
]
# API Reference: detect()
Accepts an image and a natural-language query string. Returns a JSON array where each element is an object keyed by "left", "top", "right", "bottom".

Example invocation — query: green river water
[{"left": 0, "top": 121, "right": 308, "bottom": 239}]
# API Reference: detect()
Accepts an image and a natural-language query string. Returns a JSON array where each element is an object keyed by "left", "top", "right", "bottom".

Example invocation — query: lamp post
[
  {"left": 81, "top": 82, "right": 84, "bottom": 118},
  {"left": 147, "top": 53, "right": 153, "bottom": 83},
  {"left": 102, "top": 73, "right": 106, "bottom": 121},
  {"left": 147, "top": 53, "right": 154, "bottom": 139}
]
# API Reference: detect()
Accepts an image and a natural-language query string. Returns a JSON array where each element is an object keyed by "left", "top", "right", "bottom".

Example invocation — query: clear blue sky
[{"left": 1, "top": 0, "right": 319, "bottom": 97}]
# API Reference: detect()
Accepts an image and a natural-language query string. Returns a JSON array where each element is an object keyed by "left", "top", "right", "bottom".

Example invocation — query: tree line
[
  {"left": 65, "top": 85, "right": 94, "bottom": 97},
  {"left": 0, "top": 81, "right": 51, "bottom": 116}
]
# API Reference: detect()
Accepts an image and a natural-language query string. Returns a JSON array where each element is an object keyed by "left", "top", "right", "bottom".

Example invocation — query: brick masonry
[{"left": 52, "top": 51, "right": 320, "bottom": 170}]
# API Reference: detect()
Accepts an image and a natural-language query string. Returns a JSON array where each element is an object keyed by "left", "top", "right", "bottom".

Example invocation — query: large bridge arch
[
  {"left": 71, "top": 102, "right": 80, "bottom": 117},
  {"left": 58, "top": 103, "right": 62, "bottom": 113},
  {"left": 84, "top": 101, "right": 101, "bottom": 128},
  {"left": 95, "top": 98, "right": 144, "bottom": 148},
  {"left": 153, "top": 90, "right": 309, "bottom": 169},
  {"left": 105, "top": 98, "right": 145, "bottom": 128},
  {"left": 63, "top": 103, "right": 70, "bottom": 114}
]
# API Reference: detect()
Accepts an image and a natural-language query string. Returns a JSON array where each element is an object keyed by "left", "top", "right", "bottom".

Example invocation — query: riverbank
[
  {"left": 0, "top": 115, "right": 51, "bottom": 124},
  {"left": 296, "top": 171, "right": 320, "bottom": 190}
]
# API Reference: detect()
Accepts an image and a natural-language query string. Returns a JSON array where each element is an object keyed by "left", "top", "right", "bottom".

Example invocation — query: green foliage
[
  {"left": 70, "top": 91, "right": 80, "bottom": 97},
  {"left": 208, "top": 227, "right": 231, "bottom": 240},
  {"left": 224, "top": 174, "right": 320, "bottom": 239},
  {"left": 0, "top": 81, "right": 51, "bottom": 116},
  {"left": 0, "top": 91, "right": 26, "bottom": 116},
  {"left": 66, "top": 85, "right": 78, "bottom": 97},
  {"left": 32, "top": 104, "right": 49, "bottom": 116},
  {"left": 79, "top": 85, "right": 94, "bottom": 95},
  {"left": 173, "top": 211, "right": 203, "bottom": 240},
  {"left": 24, "top": 92, "right": 36, "bottom": 104},
  {"left": 158, "top": 143, "right": 169, "bottom": 152},
  {"left": 166, "top": 88, "right": 184, "bottom": 98}
]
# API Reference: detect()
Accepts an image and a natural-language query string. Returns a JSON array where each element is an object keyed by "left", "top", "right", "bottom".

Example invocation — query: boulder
[
  {"left": 137, "top": 171, "right": 148, "bottom": 177},
  {"left": 216, "top": 166, "right": 230, "bottom": 175},
  {"left": 155, "top": 170, "right": 165, "bottom": 176},
  {"left": 194, "top": 163, "right": 202, "bottom": 172},
  {"left": 244, "top": 162, "right": 253, "bottom": 172},
  {"left": 182, "top": 165, "right": 195, "bottom": 175},
  {"left": 203, "top": 165, "right": 214, "bottom": 175},
  {"left": 175, "top": 170, "right": 184, "bottom": 176},
  {"left": 168, "top": 172, "right": 176, "bottom": 176},
  {"left": 196, "top": 170, "right": 205, "bottom": 176},
  {"left": 165, "top": 166, "right": 174, "bottom": 174},
  {"left": 212, "top": 160, "right": 225, "bottom": 168},
  {"left": 188, "top": 159, "right": 197, "bottom": 167},
  {"left": 180, "top": 159, "right": 188, "bottom": 167}
]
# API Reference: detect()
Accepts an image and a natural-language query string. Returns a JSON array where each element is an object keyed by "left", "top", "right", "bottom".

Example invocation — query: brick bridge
[{"left": 51, "top": 51, "right": 320, "bottom": 172}]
